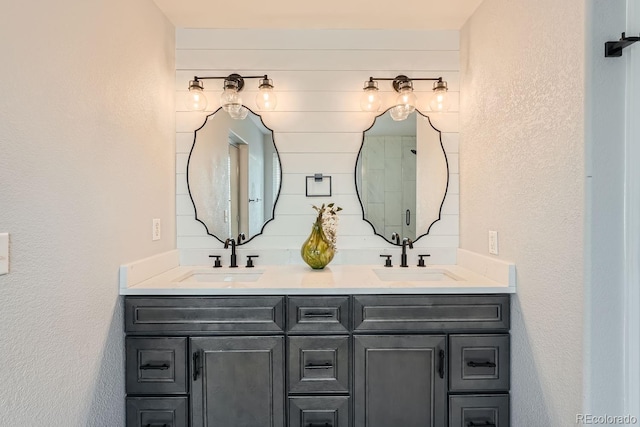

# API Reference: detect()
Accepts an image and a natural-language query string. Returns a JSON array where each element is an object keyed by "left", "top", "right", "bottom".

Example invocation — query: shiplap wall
[{"left": 176, "top": 29, "right": 460, "bottom": 265}]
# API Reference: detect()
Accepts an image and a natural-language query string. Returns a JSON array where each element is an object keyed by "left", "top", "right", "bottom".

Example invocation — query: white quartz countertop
[{"left": 120, "top": 263, "right": 516, "bottom": 295}]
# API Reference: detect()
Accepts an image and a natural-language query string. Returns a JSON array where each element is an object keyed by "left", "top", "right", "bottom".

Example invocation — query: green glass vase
[{"left": 301, "top": 222, "right": 335, "bottom": 269}]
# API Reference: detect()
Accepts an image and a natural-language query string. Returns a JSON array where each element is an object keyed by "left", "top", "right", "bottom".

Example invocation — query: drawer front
[
  {"left": 449, "top": 334, "right": 510, "bottom": 392},
  {"left": 126, "top": 397, "right": 188, "bottom": 427},
  {"left": 287, "top": 296, "right": 350, "bottom": 334},
  {"left": 126, "top": 337, "right": 187, "bottom": 394},
  {"left": 288, "top": 336, "right": 350, "bottom": 394},
  {"left": 289, "top": 396, "right": 350, "bottom": 427},
  {"left": 448, "top": 394, "right": 509, "bottom": 427},
  {"left": 125, "top": 296, "right": 284, "bottom": 334},
  {"left": 353, "top": 295, "right": 510, "bottom": 332}
]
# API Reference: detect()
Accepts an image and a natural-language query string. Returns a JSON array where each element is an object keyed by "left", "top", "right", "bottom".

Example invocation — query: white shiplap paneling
[{"left": 176, "top": 29, "right": 460, "bottom": 264}]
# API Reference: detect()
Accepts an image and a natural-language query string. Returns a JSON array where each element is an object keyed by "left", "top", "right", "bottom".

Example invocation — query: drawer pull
[
  {"left": 139, "top": 363, "right": 170, "bottom": 370},
  {"left": 304, "top": 363, "right": 333, "bottom": 370},
  {"left": 307, "top": 423, "right": 331, "bottom": 427},
  {"left": 467, "top": 361, "right": 497, "bottom": 368},
  {"left": 304, "top": 312, "right": 334, "bottom": 318},
  {"left": 145, "top": 424, "right": 170, "bottom": 427},
  {"left": 467, "top": 422, "right": 495, "bottom": 427},
  {"left": 438, "top": 349, "right": 445, "bottom": 379}
]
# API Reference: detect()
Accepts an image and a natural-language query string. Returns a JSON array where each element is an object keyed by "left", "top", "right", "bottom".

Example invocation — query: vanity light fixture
[
  {"left": 187, "top": 73, "right": 277, "bottom": 119},
  {"left": 360, "top": 75, "right": 450, "bottom": 120}
]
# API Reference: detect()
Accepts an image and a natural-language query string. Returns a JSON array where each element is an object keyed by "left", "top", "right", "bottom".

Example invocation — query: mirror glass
[
  {"left": 187, "top": 107, "right": 281, "bottom": 244},
  {"left": 355, "top": 108, "right": 448, "bottom": 243}
]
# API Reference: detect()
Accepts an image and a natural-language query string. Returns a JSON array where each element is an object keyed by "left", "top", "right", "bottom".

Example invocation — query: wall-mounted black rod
[{"left": 605, "top": 32, "right": 640, "bottom": 57}]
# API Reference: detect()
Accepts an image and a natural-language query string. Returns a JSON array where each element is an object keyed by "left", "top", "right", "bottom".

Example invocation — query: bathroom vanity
[{"left": 121, "top": 262, "right": 514, "bottom": 427}]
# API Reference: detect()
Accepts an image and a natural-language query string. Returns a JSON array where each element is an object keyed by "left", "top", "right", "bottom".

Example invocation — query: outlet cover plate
[
  {"left": 152, "top": 219, "right": 161, "bottom": 241},
  {"left": 488, "top": 230, "right": 499, "bottom": 255}
]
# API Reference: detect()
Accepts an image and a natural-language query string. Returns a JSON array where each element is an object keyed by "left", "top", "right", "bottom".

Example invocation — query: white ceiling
[{"left": 153, "top": 0, "right": 484, "bottom": 30}]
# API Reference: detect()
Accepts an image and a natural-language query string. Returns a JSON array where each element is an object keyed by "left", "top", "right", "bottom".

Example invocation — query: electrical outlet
[
  {"left": 0, "top": 233, "right": 8, "bottom": 275},
  {"left": 488, "top": 230, "right": 499, "bottom": 255},
  {"left": 152, "top": 219, "right": 161, "bottom": 241}
]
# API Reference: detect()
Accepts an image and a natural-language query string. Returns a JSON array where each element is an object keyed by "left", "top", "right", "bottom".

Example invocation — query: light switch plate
[{"left": 0, "top": 233, "right": 9, "bottom": 275}]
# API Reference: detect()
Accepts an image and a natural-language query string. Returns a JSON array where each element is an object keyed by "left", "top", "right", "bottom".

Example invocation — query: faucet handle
[
  {"left": 209, "top": 255, "right": 222, "bottom": 268},
  {"left": 246, "top": 255, "right": 259, "bottom": 268},
  {"left": 417, "top": 254, "right": 430, "bottom": 267},
  {"left": 380, "top": 254, "right": 393, "bottom": 267}
]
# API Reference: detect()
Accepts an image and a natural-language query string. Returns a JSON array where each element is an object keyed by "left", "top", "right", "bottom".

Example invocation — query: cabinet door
[
  {"left": 354, "top": 335, "right": 446, "bottom": 427},
  {"left": 191, "top": 336, "right": 285, "bottom": 427}
]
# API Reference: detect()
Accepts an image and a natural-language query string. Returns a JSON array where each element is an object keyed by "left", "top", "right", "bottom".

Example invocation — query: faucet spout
[
  {"left": 400, "top": 238, "right": 413, "bottom": 268},
  {"left": 224, "top": 238, "right": 238, "bottom": 268}
]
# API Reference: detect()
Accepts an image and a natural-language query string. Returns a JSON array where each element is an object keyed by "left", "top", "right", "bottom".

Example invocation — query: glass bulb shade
[
  {"left": 256, "top": 86, "right": 277, "bottom": 111},
  {"left": 390, "top": 105, "right": 410, "bottom": 121},
  {"left": 186, "top": 85, "right": 207, "bottom": 111},
  {"left": 429, "top": 87, "right": 451, "bottom": 112},
  {"left": 221, "top": 87, "right": 242, "bottom": 113},
  {"left": 360, "top": 87, "right": 382, "bottom": 112},
  {"left": 229, "top": 105, "right": 249, "bottom": 120},
  {"left": 395, "top": 88, "right": 417, "bottom": 115}
]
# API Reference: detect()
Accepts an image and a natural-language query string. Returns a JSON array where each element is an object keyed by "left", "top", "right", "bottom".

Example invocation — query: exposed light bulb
[
  {"left": 390, "top": 105, "right": 410, "bottom": 121},
  {"left": 186, "top": 80, "right": 207, "bottom": 111},
  {"left": 229, "top": 105, "right": 249, "bottom": 120},
  {"left": 360, "top": 79, "right": 381, "bottom": 112},
  {"left": 429, "top": 80, "right": 450, "bottom": 112},
  {"left": 255, "top": 78, "right": 277, "bottom": 111},
  {"left": 220, "top": 79, "right": 242, "bottom": 113},
  {"left": 394, "top": 84, "right": 417, "bottom": 116}
]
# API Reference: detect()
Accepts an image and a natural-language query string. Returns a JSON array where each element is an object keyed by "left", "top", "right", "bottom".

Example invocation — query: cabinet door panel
[
  {"left": 354, "top": 335, "right": 446, "bottom": 427},
  {"left": 191, "top": 336, "right": 285, "bottom": 427}
]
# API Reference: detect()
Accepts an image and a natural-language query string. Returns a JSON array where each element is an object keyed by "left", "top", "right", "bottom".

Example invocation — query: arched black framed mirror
[
  {"left": 355, "top": 108, "right": 449, "bottom": 244},
  {"left": 187, "top": 107, "right": 282, "bottom": 245}
]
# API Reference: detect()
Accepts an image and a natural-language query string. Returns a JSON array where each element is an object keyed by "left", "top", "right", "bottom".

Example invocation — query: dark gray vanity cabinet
[
  {"left": 191, "top": 336, "right": 285, "bottom": 427},
  {"left": 124, "top": 294, "right": 510, "bottom": 427},
  {"left": 354, "top": 334, "right": 446, "bottom": 426}
]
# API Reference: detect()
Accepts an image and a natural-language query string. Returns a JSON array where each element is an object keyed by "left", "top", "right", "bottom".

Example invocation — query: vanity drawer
[
  {"left": 449, "top": 334, "right": 510, "bottom": 392},
  {"left": 126, "top": 337, "right": 188, "bottom": 394},
  {"left": 289, "top": 396, "right": 350, "bottom": 427},
  {"left": 126, "top": 396, "right": 188, "bottom": 427},
  {"left": 287, "top": 296, "right": 350, "bottom": 333},
  {"left": 353, "top": 295, "right": 510, "bottom": 332},
  {"left": 448, "top": 394, "right": 509, "bottom": 427},
  {"left": 288, "top": 336, "right": 350, "bottom": 394},
  {"left": 125, "top": 296, "right": 284, "bottom": 334}
]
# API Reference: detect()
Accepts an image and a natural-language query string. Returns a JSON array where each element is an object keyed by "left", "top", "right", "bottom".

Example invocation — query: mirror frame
[
  {"left": 355, "top": 108, "right": 449, "bottom": 245},
  {"left": 186, "top": 106, "right": 282, "bottom": 245}
]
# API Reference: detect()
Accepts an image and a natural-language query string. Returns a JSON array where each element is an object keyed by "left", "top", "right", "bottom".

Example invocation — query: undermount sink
[
  {"left": 177, "top": 269, "right": 264, "bottom": 284},
  {"left": 373, "top": 268, "right": 461, "bottom": 282}
]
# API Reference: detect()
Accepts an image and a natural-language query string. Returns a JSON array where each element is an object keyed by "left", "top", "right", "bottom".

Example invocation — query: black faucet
[
  {"left": 224, "top": 238, "right": 238, "bottom": 268},
  {"left": 400, "top": 237, "right": 413, "bottom": 268}
]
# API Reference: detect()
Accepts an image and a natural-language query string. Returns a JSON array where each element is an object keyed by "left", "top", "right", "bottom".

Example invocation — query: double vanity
[{"left": 121, "top": 251, "right": 514, "bottom": 427}]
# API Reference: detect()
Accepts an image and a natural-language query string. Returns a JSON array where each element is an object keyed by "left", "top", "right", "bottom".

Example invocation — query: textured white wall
[
  {"left": 0, "top": 0, "right": 175, "bottom": 425},
  {"left": 460, "top": 1, "right": 585, "bottom": 425},
  {"left": 175, "top": 29, "right": 461, "bottom": 266}
]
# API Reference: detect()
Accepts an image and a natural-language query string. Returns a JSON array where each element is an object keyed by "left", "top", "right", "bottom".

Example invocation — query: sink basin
[
  {"left": 374, "top": 268, "right": 460, "bottom": 282},
  {"left": 177, "top": 269, "right": 264, "bottom": 283}
]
